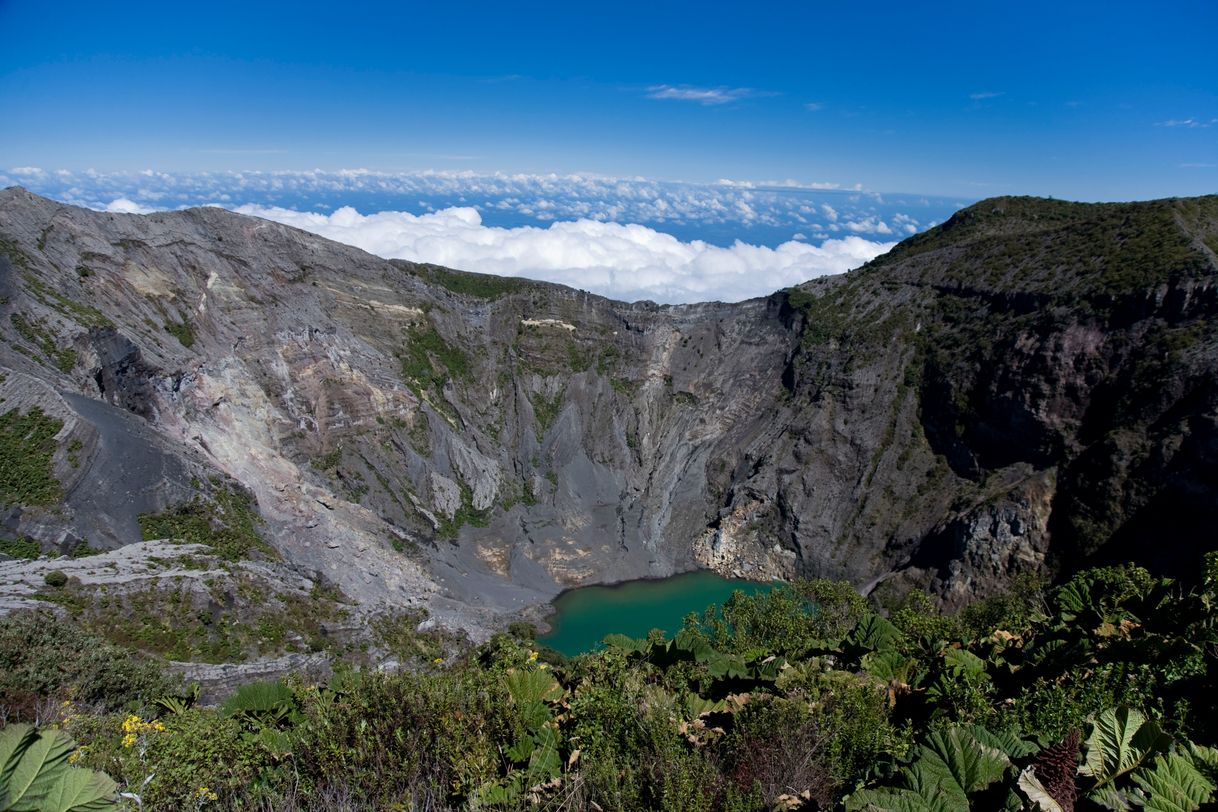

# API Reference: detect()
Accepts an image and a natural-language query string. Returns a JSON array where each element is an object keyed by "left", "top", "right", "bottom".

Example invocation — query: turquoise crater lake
[{"left": 537, "top": 570, "right": 775, "bottom": 656}]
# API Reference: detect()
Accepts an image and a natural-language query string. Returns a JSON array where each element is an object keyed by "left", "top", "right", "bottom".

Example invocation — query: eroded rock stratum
[{"left": 3, "top": 188, "right": 1216, "bottom": 635}]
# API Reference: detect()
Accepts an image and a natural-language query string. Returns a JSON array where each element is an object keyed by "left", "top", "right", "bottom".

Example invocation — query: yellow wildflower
[
  {"left": 121, "top": 733, "right": 137, "bottom": 749},
  {"left": 197, "top": 786, "right": 219, "bottom": 802},
  {"left": 67, "top": 747, "right": 86, "bottom": 765},
  {"left": 121, "top": 714, "right": 142, "bottom": 734},
  {"left": 527, "top": 650, "right": 539, "bottom": 662},
  {"left": 432, "top": 657, "right": 444, "bottom": 664},
  {"left": 538, "top": 663, "right": 549, "bottom": 670}
]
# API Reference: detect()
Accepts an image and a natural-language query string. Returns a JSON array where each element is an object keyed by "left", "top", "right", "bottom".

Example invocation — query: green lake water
[{"left": 538, "top": 570, "right": 775, "bottom": 656}]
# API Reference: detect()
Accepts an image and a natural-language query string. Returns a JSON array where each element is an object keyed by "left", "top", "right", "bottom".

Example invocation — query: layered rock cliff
[{"left": 2, "top": 188, "right": 1215, "bottom": 633}]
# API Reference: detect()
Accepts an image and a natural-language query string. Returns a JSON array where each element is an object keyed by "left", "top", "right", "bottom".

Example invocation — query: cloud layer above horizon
[
  {"left": 1, "top": 167, "right": 962, "bottom": 302},
  {"left": 231, "top": 203, "right": 893, "bottom": 303}
]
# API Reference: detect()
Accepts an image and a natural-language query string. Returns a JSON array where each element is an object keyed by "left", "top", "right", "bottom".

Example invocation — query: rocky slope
[{"left": 2, "top": 188, "right": 1215, "bottom": 636}]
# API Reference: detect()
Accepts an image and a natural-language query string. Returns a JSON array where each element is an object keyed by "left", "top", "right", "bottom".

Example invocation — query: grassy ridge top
[{"left": 868, "top": 194, "right": 1218, "bottom": 295}]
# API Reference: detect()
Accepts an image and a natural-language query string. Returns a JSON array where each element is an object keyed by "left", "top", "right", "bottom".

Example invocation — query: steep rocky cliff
[{"left": 2, "top": 188, "right": 1215, "bottom": 634}]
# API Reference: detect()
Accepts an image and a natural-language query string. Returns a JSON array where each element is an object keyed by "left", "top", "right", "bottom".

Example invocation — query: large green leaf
[
  {"left": 221, "top": 679, "right": 295, "bottom": 717},
  {"left": 943, "top": 648, "right": 988, "bottom": 679},
  {"left": 847, "top": 727, "right": 1012, "bottom": 811},
  {"left": 505, "top": 668, "right": 563, "bottom": 706},
  {"left": 965, "top": 726, "right": 1038, "bottom": 760},
  {"left": 862, "top": 650, "right": 920, "bottom": 685},
  {"left": 706, "top": 653, "right": 749, "bottom": 679},
  {"left": 847, "top": 786, "right": 942, "bottom": 811},
  {"left": 921, "top": 728, "right": 1011, "bottom": 796},
  {"left": 525, "top": 726, "right": 561, "bottom": 783},
  {"left": 25, "top": 768, "right": 117, "bottom": 812},
  {"left": 0, "top": 725, "right": 39, "bottom": 803},
  {"left": 602, "top": 633, "right": 646, "bottom": 654},
  {"left": 0, "top": 727, "right": 116, "bottom": 812},
  {"left": 3, "top": 726, "right": 75, "bottom": 810},
  {"left": 1130, "top": 751, "right": 1217, "bottom": 812},
  {"left": 1080, "top": 706, "right": 1171, "bottom": 806},
  {"left": 1055, "top": 578, "right": 1097, "bottom": 622},
  {"left": 846, "top": 613, "right": 904, "bottom": 657}
]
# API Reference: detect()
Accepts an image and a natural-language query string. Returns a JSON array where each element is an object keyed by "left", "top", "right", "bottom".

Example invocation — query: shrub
[
  {"left": 43, "top": 569, "right": 68, "bottom": 588},
  {"left": 0, "top": 611, "right": 177, "bottom": 719}
]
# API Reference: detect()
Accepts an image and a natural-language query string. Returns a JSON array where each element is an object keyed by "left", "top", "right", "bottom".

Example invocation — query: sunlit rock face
[{"left": 3, "top": 188, "right": 1217, "bottom": 631}]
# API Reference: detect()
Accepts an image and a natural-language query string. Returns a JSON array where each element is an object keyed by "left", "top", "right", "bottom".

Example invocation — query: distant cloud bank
[
  {"left": 2, "top": 167, "right": 965, "bottom": 303},
  {"left": 233, "top": 204, "right": 893, "bottom": 304}
]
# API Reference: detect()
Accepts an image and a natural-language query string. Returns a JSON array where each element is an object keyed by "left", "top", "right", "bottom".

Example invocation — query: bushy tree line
[{"left": 3, "top": 557, "right": 1218, "bottom": 810}]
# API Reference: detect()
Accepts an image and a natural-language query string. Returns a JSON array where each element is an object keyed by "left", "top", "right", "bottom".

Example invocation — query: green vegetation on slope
[
  {"left": 3, "top": 559, "right": 1216, "bottom": 810},
  {"left": 874, "top": 195, "right": 1218, "bottom": 295},
  {"left": 37, "top": 576, "right": 348, "bottom": 663},
  {"left": 397, "top": 324, "right": 471, "bottom": 390},
  {"left": 9, "top": 312, "right": 77, "bottom": 372},
  {"left": 0, "top": 406, "right": 64, "bottom": 508},
  {"left": 137, "top": 481, "right": 275, "bottom": 561},
  {"left": 412, "top": 263, "right": 536, "bottom": 300},
  {"left": 164, "top": 319, "right": 195, "bottom": 348}
]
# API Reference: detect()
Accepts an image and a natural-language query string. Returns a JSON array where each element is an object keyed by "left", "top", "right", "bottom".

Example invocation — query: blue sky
[
  {"left": 2, "top": 0, "right": 1214, "bottom": 200},
  {"left": 1, "top": 1, "right": 1215, "bottom": 303}
]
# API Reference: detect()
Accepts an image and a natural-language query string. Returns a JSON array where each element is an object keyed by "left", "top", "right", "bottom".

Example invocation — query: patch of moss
[
  {"left": 0, "top": 536, "right": 41, "bottom": 559},
  {"left": 568, "top": 343, "right": 593, "bottom": 373},
  {"left": 138, "top": 482, "right": 276, "bottom": 561},
  {"left": 164, "top": 320, "right": 195, "bottom": 348},
  {"left": 610, "top": 377, "right": 637, "bottom": 396},
  {"left": 407, "top": 412, "right": 431, "bottom": 455},
  {"left": 69, "top": 541, "right": 104, "bottom": 558},
  {"left": 435, "top": 480, "right": 491, "bottom": 539},
  {"left": 597, "top": 346, "right": 621, "bottom": 375},
  {"left": 0, "top": 407, "right": 64, "bottom": 507},
  {"left": 530, "top": 389, "right": 565, "bottom": 437},
  {"left": 311, "top": 448, "right": 342, "bottom": 471}
]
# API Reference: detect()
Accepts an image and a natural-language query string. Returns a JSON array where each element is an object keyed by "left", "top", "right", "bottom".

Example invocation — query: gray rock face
[{"left": 2, "top": 188, "right": 1217, "bottom": 634}]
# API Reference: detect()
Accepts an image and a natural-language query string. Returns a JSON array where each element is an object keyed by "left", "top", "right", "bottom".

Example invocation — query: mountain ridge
[{"left": 1, "top": 187, "right": 1216, "bottom": 640}]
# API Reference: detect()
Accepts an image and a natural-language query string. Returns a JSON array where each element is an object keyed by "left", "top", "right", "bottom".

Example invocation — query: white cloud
[
  {"left": 13, "top": 168, "right": 959, "bottom": 243},
  {"left": 646, "top": 84, "right": 755, "bottom": 105},
  {"left": 969, "top": 91, "right": 1004, "bottom": 100},
  {"left": 104, "top": 197, "right": 155, "bottom": 214},
  {"left": 1157, "top": 118, "right": 1216, "bottom": 128},
  {"left": 717, "top": 177, "right": 844, "bottom": 190},
  {"left": 842, "top": 217, "right": 893, "bottom": 235},
  {"left": 235, "top": 204, "right": 893, "bottom": 304},
  {"left": 804, "top": 102, "right": 825, "bottom": 112}
]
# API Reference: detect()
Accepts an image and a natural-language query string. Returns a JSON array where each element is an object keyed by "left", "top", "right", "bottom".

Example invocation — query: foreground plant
[{"left": 0, "top": 724, "right": 116, "bottom": 811}]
